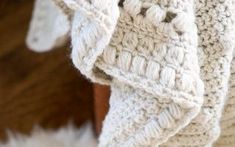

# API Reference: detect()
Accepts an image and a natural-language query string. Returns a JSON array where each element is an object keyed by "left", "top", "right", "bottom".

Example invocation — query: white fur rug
[{"left": 0, "top": 123, "right": 97, "bottom": 147}]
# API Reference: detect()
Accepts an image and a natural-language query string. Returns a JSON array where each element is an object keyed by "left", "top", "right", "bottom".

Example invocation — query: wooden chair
[{"left": 93, "top": 84, "right": 110, "bottom": 135}]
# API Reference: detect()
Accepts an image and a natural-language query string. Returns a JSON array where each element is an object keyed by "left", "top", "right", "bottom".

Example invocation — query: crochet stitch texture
[{"left": 27, "top": 0, "right": 235, "bottom": 146}]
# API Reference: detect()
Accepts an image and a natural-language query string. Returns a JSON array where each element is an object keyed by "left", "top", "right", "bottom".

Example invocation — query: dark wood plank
[
  {"left": 93, "top": 84, "right": 109, "bottom": 135},
  {"left": 0, "top": 1, "right": 93, "bottom": 140}
]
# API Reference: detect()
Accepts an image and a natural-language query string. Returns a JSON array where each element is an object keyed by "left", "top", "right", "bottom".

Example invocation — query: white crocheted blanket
[{"left": 25, "top": 0, "right": 235, "bottom": 146}]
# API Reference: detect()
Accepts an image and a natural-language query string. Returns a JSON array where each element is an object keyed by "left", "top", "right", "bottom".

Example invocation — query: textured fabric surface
[
  {"left": 215, "top": 53, "right": 235, "bottom": 147},
  {"left": 162, "top": 0, "right": 235, "bottom": 146},
  {"left": 26, "top": 0, "right": 235, "bottom": 146}
]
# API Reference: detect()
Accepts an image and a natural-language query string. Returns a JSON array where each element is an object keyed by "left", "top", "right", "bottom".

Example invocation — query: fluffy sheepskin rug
[{"left": 0, "top": 123, "right": 97, "bottom": 147}]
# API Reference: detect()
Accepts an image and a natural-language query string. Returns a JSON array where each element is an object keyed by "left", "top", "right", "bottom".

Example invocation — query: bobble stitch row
[{"left": 102, "top": 47, "right": 200, "bottom": 96}]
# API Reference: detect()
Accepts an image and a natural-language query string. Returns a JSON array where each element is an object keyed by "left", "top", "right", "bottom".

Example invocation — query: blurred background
[{"left": 0, "top": 0, "right": 94, "bottom": 140}]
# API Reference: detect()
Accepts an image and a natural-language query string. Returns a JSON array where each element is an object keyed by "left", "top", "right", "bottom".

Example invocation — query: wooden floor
[{"left": 0, "top": 0, "right": 93, "bottom": 140}]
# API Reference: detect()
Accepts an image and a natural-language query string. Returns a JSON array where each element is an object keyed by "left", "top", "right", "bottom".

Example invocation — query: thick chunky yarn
[{"left": 27, "top": 0, "right": 235, "bottom": 146}]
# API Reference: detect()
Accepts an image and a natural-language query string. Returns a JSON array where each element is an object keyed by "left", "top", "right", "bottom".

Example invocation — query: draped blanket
[{"left": 26, "top": 0, "right": 235, "bottom": 146}]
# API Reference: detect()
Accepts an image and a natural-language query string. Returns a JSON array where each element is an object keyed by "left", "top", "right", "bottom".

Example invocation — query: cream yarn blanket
[{"left": 27, "top": 0, "right": 235, "bottom": 146}]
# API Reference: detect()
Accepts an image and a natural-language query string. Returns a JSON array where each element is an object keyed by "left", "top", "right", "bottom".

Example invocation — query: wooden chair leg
[{"left": 93, "top": 84, "right": 110, "bottom": 135}]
